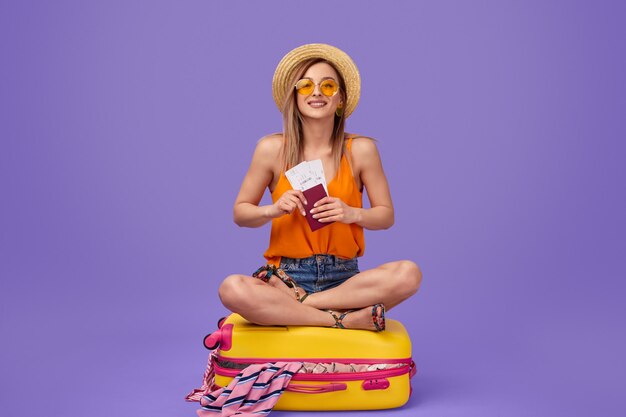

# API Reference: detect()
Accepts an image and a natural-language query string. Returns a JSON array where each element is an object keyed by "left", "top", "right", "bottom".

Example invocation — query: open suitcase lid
[{"left": 205, "top": 313, "right": 412, "bottom": 361}]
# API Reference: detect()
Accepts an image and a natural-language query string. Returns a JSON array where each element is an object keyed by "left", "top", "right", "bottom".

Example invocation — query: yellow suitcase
[{"left": 187, "top": 313, "right": 416, "bottom": 411}]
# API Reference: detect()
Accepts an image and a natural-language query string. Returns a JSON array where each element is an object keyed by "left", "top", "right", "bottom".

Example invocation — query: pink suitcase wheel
[
  {"left": 204, "top": 332, "right": 221, "bottom": 350},
  {"left": 202, "top": 324, "right": 233, "bottom": 351}
]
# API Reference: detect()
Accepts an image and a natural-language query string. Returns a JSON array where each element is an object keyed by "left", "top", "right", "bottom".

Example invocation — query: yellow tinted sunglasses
[{"left": 294, "top": 78, "right": 340, "bottom": 97}]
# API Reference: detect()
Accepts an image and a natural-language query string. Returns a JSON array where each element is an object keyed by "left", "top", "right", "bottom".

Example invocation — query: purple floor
[{"left": 2, "top": 1, "right": 625, "bottom": 416}]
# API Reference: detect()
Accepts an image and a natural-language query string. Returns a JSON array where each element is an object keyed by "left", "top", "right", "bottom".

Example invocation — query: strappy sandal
[
  {"left": 327, "top": 303, "right": 386, "bottom": 332},
  {"left": 252, "top": 264, "right": 309, "bottom": 303}
]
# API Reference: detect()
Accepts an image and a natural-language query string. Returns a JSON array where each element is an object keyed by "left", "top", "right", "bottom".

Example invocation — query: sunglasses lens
[
  {"left": 295, "top": 79, "right": 339, "bottom": 96},
  {"left": 320, "top": 80, "right": 338, "bottom": 97},
  {"left": 295, "top": 79, "right": 314, "bottom": 95}
]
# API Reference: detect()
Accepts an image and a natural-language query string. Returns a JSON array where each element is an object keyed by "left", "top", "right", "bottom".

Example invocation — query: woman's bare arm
[
  {"left": 351, "top": 137, "right": 394, "bottom": 230},
  {"left": 233, "top": 135, "right": 307, "bottom": 228},
  {"left": 309, "top": 137, "right": 394, "bottom": 230},
  {"left": 233, "top": 136, "right": 281, "bottom": 228}
]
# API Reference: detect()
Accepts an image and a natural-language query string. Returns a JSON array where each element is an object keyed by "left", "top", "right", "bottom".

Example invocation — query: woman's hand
[
  {"left": 309, "top": 196, "right": 360, "bottom": 224},
  {"left": 268, "top": 189, "right": 308, "bottom": 218}
]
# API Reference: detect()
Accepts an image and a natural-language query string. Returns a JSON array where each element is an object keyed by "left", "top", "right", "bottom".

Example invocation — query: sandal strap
[
  {"left": 275, "top": 268, "right": 296, "bottom": 288},
  {"left": 329, "top": 305, "right": 386, "bottom": 331},
  {"left": 252, "top": 264, "right": 308, "bottom": 302},
  {"left": 274, "top": 267, "right": 309, "bottom": 302},
  {"left": 372, "top": 304, "right": 386, "bottom": 332},
  {"left": 328, "top": 310, "right": 346, "bottom": 329},
  {"left": 252, "top": 265, "right": 272, "bottom": 283},
  {"left": 328, "top": 310, "right": 355, "bottom": 329},
  {"left": 252, "top": 265, "right": 283, "bottom": 283}
]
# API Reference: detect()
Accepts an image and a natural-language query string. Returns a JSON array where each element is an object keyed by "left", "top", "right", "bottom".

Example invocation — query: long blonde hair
[{"left": 279, "top": 58, "right": 347, "bottom": 175}]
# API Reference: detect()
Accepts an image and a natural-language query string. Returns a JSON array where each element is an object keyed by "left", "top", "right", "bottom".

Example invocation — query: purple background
[{"left": 2, "top": 1, "right": 625, "bottom": 416}]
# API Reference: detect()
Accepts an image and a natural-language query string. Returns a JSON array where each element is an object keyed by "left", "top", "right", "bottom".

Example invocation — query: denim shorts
[{"left": 279, "top": 254, "right": 360, "bottom": 294}]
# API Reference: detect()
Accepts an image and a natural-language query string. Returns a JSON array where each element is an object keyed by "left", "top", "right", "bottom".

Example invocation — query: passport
[{"left": 302, "top": 183, "right": 334, "bottom": 231}]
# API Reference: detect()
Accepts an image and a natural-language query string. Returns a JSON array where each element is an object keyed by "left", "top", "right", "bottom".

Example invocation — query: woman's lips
[{"left": 308, "top": 101, "right": 327, "bottom": 108}]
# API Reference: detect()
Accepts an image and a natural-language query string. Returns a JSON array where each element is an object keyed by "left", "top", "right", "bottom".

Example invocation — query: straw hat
[{"left": 272, "top": 43, "right": 361, "bottom": 118}]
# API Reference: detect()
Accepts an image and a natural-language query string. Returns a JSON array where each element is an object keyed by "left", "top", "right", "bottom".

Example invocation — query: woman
[{"left": 218, "top": 44, "right": 422, "bottom": 331}]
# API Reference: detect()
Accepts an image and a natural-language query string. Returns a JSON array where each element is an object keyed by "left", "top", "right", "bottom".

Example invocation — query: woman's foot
[{"left": 327, "top": 304, "right": 385, "bottom": 331}]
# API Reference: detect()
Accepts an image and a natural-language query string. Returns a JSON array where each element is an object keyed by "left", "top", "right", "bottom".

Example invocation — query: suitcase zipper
[
  {"left": 218, "top": 355, "right": 411, "bottom": 365},
  {"left": 213, "top": 360, "right": 412, "bottom": 381}
]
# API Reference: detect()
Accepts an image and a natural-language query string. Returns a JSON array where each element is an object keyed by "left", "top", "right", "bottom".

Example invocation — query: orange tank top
[{"left": 263, "top": 137, "right": 365, "bottom": 266}]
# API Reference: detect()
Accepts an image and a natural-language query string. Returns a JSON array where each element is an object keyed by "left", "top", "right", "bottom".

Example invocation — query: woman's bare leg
[
  {"left": 218, "top": 274, "right": 382, "bottom": 330},
  {"left": 302, "top": 260, "right": 422, "bottom": 311}
]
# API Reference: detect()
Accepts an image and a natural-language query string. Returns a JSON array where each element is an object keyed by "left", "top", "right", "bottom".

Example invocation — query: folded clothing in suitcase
[{"left": 187, "top": 313, "right": 416, "bottom": 411}]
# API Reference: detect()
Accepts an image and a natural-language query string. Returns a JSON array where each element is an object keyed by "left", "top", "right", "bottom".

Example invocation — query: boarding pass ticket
[{"left": 285, "top": 159, "right": 328, "bottom": 194}]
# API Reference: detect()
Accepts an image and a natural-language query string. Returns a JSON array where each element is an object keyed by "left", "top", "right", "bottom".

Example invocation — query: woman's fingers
[
  {"left": 282, "top": 190, "right": 306, "bottom": 215},
  {"left": 295, "top": 190, "right": 307, "bottom": 206},
  {"left": 279, "top": 192, "right": 306, "bottom": 215},
  {"left": 319, "top": 214, "right": 341, "bottom": 223},
  {"left": 311, "top": 200, "right": 338, "bottom": 214},
  {"left": 278, "top": 202, "right": 288, "bottom": 214},
  {"left": 285, "top": 193, "right": 305, "bottom": 215},
  {"left": 278, "top": 190, "right": 337, "bottom": 217},
  {"left": 279, "top": 198, "right": 296, "bottom": 214},
  {"left": 292, "top": 192, "right": 306, "bottom": 215},
  {"left": 313, "top": 196, "right": 333, "bottom": 208},
  {"left": 314, "top": 208, "right": 341, "bottom": 220}
]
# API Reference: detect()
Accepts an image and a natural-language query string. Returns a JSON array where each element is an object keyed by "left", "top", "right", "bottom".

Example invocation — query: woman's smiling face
[{"left": 296, "top": 62, "right": 344, "bottom": 121}]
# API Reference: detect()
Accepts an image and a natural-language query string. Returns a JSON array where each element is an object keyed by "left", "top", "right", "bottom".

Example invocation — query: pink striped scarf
[{"left": 196, "top": 361, "right": 303, "bottom": 417}]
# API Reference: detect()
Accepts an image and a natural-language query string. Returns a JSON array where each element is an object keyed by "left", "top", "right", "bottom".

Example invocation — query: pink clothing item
[
  {"left": 185, "top": 354, "right": 407, "bottom": 402},
  {"left": 299, "top": 362, "right": 405, "bottom": 374},
  {"left": 186, "top": 353, "right": 217, "bottom": 402},
  {"left": 196, "top": 361, "right": 303, "bottom": 417}
]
